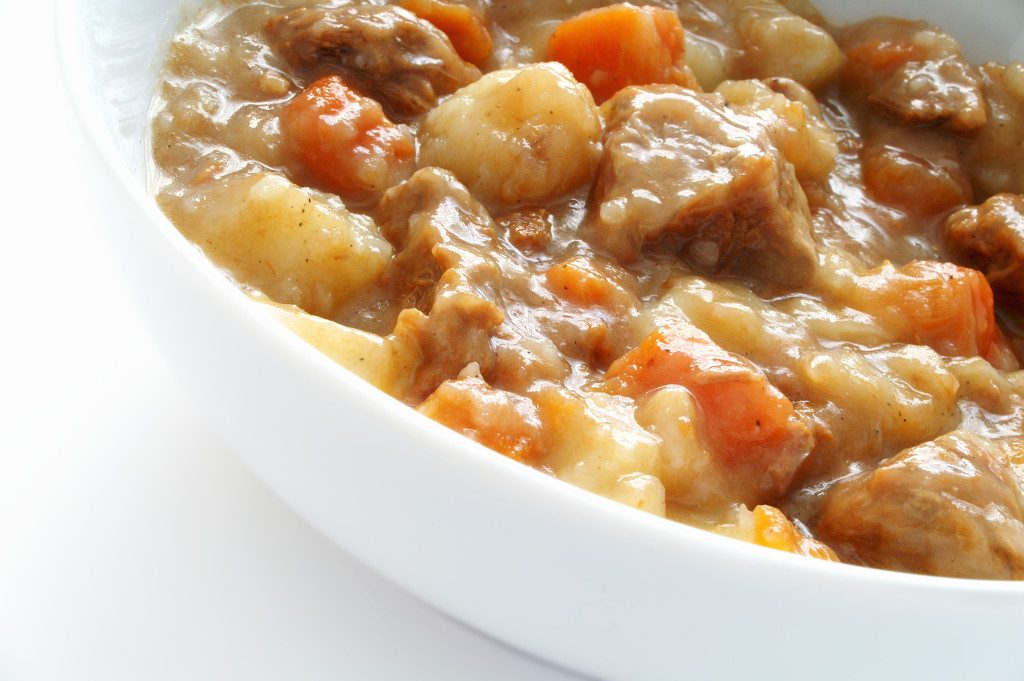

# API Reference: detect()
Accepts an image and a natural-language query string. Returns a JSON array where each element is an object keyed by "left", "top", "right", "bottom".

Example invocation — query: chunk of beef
[
  {"left": 266, "top": 5, "right": 480, "bottom": 118},
  {"left": 371, "top": 168, "right": 506, "bottom": 401},
  {"left": 393, "top": 290, "right": 504, "bottom": 403},
  {"left": 840, "top": 17, "right": 987, "bottom": 133},
  {"left": 965, "top": 63, "right": 1024, "bottom": 197},
  {"left": 417, "top": 374, "right": 544, "bottom": 462},
  {"left": 368, "top": 168, "right": 629, "bottom": 399},
  {"left": 947, "top": 194, "right": 1024, "bottom": 310},
  {"left": 497, "top": 208, "right": 553, "bottom": 254},
  {"left": 816, "top": 431, "right": 1024, "bottom": 579},
  {"left": 590, "top": 85, "right": 817, "bottom": 288},
  {"left": 870, "top": 56, "right": 987, "bottom": 134}
]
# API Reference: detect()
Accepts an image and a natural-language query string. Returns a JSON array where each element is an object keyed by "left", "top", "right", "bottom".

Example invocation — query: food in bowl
[{"left": 150, "top": 0, "right": 1024, "bottom": 579}]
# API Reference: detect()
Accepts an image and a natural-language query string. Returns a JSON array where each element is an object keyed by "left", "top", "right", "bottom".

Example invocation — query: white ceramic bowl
[{"left": 58, "top": 2, "right": 1024, "bottom": 679}]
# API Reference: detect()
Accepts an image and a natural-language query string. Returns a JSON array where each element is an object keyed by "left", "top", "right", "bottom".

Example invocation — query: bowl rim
[{"left": 55, "top": 0, "right": 1024, "bottom": 595}]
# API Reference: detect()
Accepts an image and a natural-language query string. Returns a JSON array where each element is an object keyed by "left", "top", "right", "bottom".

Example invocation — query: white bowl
[{"left": 58, "top": 2, "right": 1024, "bottom": 679}]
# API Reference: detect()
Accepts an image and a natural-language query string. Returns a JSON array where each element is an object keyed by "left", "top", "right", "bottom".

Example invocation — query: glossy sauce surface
[{"left": 152, "top": 0, "right": 1024, "bottom": 578}]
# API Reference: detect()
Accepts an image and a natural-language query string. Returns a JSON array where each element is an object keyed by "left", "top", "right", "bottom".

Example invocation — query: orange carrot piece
[
  {"left": 857, "top": 261, "right": 997, "bottom": 360},
  {"left": 843, "top": 39, "right": 921, "bottom": 90},
  {"left": 604, "top": 322, "right": 809, "bottom": 468},
  {"left": 282, "top": 75, "right": 415, "bottom": 202},
  {"left": 401, "top": 0, "right": 492, "bottom": 65},
  {"left": 752, "top": 506, "right": 838, "bottom": 561},
  {"left": 547, "top": 3, "right": 693, "bottom": 103},
  {"left": 417, "top": 376, "right": 544, "bottom": 463},
  {"left": 544, "top": 256, "right": 622, "bottom": 307}
]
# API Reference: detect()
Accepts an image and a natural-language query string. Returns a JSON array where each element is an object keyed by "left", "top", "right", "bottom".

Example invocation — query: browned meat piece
[
  {"left": 840, "top": 17, "right": 987, "bottom": 134},
  {"left": 373, "top": 168, "right": 506, "bottom": 401},
  {"left": 870, "top": 56, "right": 987, "bottom": 134},
  {"left": 590, "top": 85, "right": 817, "bottom": 288},
  {"left": 266, "top": 5, "right": 480, "bottom": 118},
  {"left": 497, "top": 208, "right": 553, "bottom": 254},
  {"left": 965, "top": 63, "right": 1024, "bottom": 197},
  {"left": 417, "top": 375, "right": 544, "bottom": 462},
  {"left": 860, "top": 125, "right": 973, "bottom": 215},
  {"left": 393, "top": 291, "right": 504, "bottom": 403},
  {"left": 816, "top": 431, "right": 1024, "bottom": 579},
  {"left": 947, "top": 194, "right": 1024, "bottom": 309}
]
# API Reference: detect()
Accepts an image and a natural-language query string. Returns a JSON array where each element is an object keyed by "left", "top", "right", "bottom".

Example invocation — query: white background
[{"left": 0, "top": 2, "right": 582, "bottom": 678}]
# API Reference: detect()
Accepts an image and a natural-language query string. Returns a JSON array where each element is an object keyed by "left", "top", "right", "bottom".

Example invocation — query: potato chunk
[
  {"left": 533, "top": 386, "right": 666, "bottom": 516},
  {"left": 735, "top": 0, "right": 843, "bottom": 91},
  {"left": 797, "top": 345, "right": 961, "bottom": 456},
  {"left": 170, "top": 172, "right": 392, "bottom": 317},
  {"left": 816, "top": 431, "right": 1024, "bottom": 579},
  {"left": 716, "top": 78, "right": 838, "bottom": 183},
  {"left": 262, "top": 301, "right": 412, "bottom": 395},
  {"left": 419, "top": 63, "right": 602, "bottom": 206}
]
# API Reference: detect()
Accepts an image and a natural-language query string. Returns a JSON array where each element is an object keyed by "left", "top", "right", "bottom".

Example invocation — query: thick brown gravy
[{"left": 152, "top": 0, "right": 1024, "bottom": 579}]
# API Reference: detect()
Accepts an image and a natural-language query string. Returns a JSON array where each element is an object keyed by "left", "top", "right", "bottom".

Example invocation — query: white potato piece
[
  {"left": 634, "top": 277, "right": 810, "bottom": 376},
  {"left": 634, "top": 386, "right": 730, "bottom": 512},
  {"left": 735, "top": 1, "right": 843, "bottom": 91},
  {"left": 716, "top": 78, "right": 838, "bottom": 183},
  {"left": 261, "top": 300, "right": 413, "bottom": 395},
  {"left": 533, "top": 386, "right": 666, "bottom": 516},
  {"left": 685, "top": 34, "right": 731, "bottom": 91},
  {"left": 798, "top": 345, "right": 960, "bottom": 449},
  {"left": 419, "top": 62, "right": 602, "bottom": 206},
  {"left": 172, "top": 172, "right": 393, "bottom": 317}
]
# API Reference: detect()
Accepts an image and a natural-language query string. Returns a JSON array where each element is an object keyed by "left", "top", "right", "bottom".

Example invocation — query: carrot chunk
[
  {"left": 751, "top": 506, "right": 838, "bottom": 561},
  {"left": 853, "top": 261, "right": 997, "bottom": 360},
  {"left": 547, "top": 3, "right": 694, "bottom": 103},
  {"left": 400, "top": 0, "right": 492, "bottom": 65},
  {"left": 544, "top": 256, "right": 625, "bottom": 308},
  {"left": 417, "top": 376, "right": 544, "bottom": 463},
  {"left": 843, "top": 39, "right": 922, "bottom": 91},
  {"left": 605, "top": 322, "right": 810, "bottom": 470},
  {"left": 282, "top": 75, "right": 415, "bottom": 202}
]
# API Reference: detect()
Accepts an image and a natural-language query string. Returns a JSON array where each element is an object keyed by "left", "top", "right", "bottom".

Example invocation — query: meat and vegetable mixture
[{"left": 151, "top": 0, "right": 1024, "bottom": 579}]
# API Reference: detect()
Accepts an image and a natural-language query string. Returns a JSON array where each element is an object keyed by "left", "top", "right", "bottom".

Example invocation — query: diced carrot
[
  {"left": 547, "top": 3, "right": 694, "bottom": 103},
  {"left": 844, "top": 39, "right": 921, "bottom": 90},
  {"left": 855, "top": 260, "right": 997, "bottom": 360},
  {"left": 984, "top": 327, "right": 1020, "bottom": 372},
  {"left": 604, "top": 322, "right": 810, "bottom": 468},
  {"left": 417, "top": 376, "right": 544, "bottom": 463},
  {"left": 544, "top": 256, "right": 624, "bottom": 308},
  {"left": 751, "top": 506, "right": 838, "bottom": 561},
  {"left": 282, "top": 75, "right": 415, "bottom": 202},
  {"left": 400, "top": 0, "right": 493, "bottom": 65},
  {"left": 860, "top": 135, "right": 971, "bottom": 215}
]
